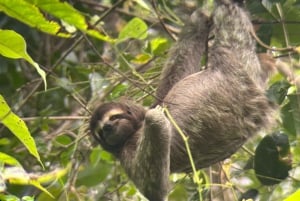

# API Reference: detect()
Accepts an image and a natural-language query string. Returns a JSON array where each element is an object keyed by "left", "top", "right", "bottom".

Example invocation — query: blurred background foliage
[{"left": 0, "top": 0, "right": 300, "bottom": 200}]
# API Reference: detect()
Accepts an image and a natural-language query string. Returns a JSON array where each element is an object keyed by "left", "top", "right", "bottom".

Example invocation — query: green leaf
[
  {"left": 0, "top": 152, "right": 21, "bottom": 167},
  {"left": 281, "top": 94, "right": 300, "bottom": 136},
  {"left": 0, "top": 0, "right": 69, "bottom": 37},
  {"left": 55, "top": 135, "right": 72, "bottom": 146},
  {"left": 131, "top": 53, "right": 151, "bottom": 64},
  {"left": 254, "top": 132, "right": 292, "bottom": 185},
  {"left": 266, "top": 80, "right": 290, "bottom": 104},
  {"left": 284, "top": 189, "right": 300, "bottom": 201},
  {"left": 36, "top": 165, "right": 70, "bottom": 184},
  {"left": 21, "top": 196, "right": 35, "bottom": 201},
  {"left": 150, "top": 37, "right": 170, "bottom": 56},
  {"left": 0, "top": 194, "right": 20, "bottom": 201},
  {"left": 0, "top": 29, "right": 47, "bottom": 89},
  {"left": 76, "top": 161, "right": 113, "bottom": 187},
  {"left": 25, "top": 0, "right": 113, "bottom": 42},
  {"left": 118, "top": 17, "right": 148, "bottom": 42},
  {"left": 3, "top": 166, "right": 53, "bottom": 198},
  {"left": 0, "top": 0, "right": 113, "bottom": 42},
  {"left": 0, "top": 95, "right": 42, "bottom": 166}
]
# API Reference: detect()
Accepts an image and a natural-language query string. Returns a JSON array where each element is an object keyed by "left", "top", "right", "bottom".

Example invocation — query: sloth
[{"left": 90, "top": 0, "right": 276, "bottom": 200}]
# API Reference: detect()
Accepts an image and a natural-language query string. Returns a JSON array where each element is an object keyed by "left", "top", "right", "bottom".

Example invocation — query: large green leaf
[
  {"left": 25, "top": 0, "right": 113, "bottom": 42},
  {"left": 0, "top": 29, "right": 47, "bottom": 89},
  {"left": 118, "top": 17, "right": 148, "bottom": 42},
  {"left": 0, "top": 95, "right": 42, "bottom": 166},
  {"left": 0, "top": 0, "right": 113, "bottom": 42},
  {"left": 0, "top": 0, "right": 69, "bottom": 37},
  {"left": 254, "top": 132, "right": 292, "bottom": 185},
  {"left": 281, "top": 94, "right": 300, "bottom": 136}
]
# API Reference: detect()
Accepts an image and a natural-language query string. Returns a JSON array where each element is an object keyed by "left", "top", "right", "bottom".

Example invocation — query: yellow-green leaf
[
  {"left": 26, "top": 0, "right": 113, "bottom": 42},
  {"left": 3, "top": 167, "right": 53, "bottom": 198},
  {"left": 150, "top": 37, "right": 170, "bottom": 56},
  {"left": 0, "top": 0, "right": 70, "bottom": 37},
  {"left": 284, "top": 189, "right": 300, "bottom": 201},
  {"left": 0, "top": 95, "right": 42, "bottom": 166},
  {"left": 37, "top": 164, "right": 70, "bottom": 183},
  {"left": 118, "top": 17, "right": 148, "bottom": 42},
  {"left": 0, "top": 29, "right": 47, "bottom": 89},
  {"left": 0, "top": 152, "right": 21, "bottom": 167}
]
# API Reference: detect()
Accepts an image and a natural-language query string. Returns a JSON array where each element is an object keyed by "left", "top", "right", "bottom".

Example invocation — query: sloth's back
[{"left": 164, "top": 67, "right": 275, "bottom": 173}]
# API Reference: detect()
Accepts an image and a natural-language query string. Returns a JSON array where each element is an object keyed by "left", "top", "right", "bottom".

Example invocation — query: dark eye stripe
[
  {"left": 109, "top": 113, "right": 133, "bottom": 121},
  {"left": 110, "top": 113, "right": 131, "bottom": 121}
]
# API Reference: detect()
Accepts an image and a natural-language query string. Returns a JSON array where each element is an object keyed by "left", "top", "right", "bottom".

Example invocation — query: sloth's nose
[{"left": 103, "top": 123, "right": 113, "bottom": 132}]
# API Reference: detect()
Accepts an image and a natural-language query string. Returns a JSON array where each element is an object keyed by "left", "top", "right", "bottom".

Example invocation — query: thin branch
[
  {"left": 164, "top": 107, "right": 204, "bottom": 201},
  {"left": 253, "top": 19, "right": 300, "bottom": 25},
  {"left": 251, "top": 28, "right": 295, "bottom": 52},
  {"left": 151, "top": 0, "right": 177, "bottom": 41},
  {"left": 22, "top": 116, "right": 89, "bottom": 121},
  {"left": 82, "top": 34, "right": 160, "bottom": 100}
]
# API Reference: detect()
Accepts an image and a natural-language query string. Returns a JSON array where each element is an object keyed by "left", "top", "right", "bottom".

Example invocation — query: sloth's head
[{"left": 90, "top": 102, "right": 145, "bottom": 154}]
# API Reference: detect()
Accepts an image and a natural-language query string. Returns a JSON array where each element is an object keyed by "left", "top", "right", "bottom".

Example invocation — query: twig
[
  {"left": 251, "top": 28, "right": 295, "bottom": 52},
  {"left": 164, "top": 107, "right": 203, "bottom": 201},
  {"left": 22, "top": 116, "right": 89, "bottom": 121}
]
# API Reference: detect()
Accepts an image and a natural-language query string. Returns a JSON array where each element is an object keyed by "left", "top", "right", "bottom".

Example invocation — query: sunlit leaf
[
  {"left": 0, "top": 0, "right": 69, "bottom": 37},
  {"left": 150, "top": 37, "right": 170, "bottom": 56},
  {"left": 0, "top": 95, "right": 42, "bottom": 166},
  {"left": 284, "top": 189, "right": 300, "bottom": 201},
  {"left": 25, "top": 0, "right": 113, "bottom": 42},
  {"left": 37, "top": 165, "right": 70, "bottom": 184},
  {"left": 118, "top": 17, "right": 148, "bottom": 42},
  {"left": 0, "top": 194, "right": 19, "bottom": 201},
  {"left": 3, "top": 167, "right": 53, "bottom": 198},
  {"left": 0, "top": 152, "right": 21, "bottom": 167},
  {"left": 0, "top": 29, "right": 47, "bottom": 89},
  {"left": 131, "top": 53, "right": 151, "bottom": 64}
]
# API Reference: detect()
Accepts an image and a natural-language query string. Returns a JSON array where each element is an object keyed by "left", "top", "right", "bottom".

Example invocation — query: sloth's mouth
[{"left": 97, "top": 130, "right": 107, "bottom": 143}]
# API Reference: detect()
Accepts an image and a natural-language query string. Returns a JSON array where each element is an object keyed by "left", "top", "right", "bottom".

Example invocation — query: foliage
[
  {"left": 0, "top": 0, "right": 300, "bottom": 200},
  {"left": 0, "top": 30, "right": 46, "bottom": 89},
  {"left": 0, "top": 95, "right": 41, "bottom": 164}
]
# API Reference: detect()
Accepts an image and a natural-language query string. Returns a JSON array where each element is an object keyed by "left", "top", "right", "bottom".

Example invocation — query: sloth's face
[
  {"left": 90, "top": 102, "right": 145, "bottom": 153},
  {"left": 96, "top": 108, "right": 136, "bottom": 146}
]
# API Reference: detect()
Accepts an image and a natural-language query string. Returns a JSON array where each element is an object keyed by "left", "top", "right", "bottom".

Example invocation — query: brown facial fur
[{"left": 90, "top": 102, "right": 145, "bottom": 154}]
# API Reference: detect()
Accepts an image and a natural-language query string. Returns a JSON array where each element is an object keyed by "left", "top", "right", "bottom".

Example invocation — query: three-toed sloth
[{"left": 90, "top": 0, "right": 276, "bottom": 200}]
